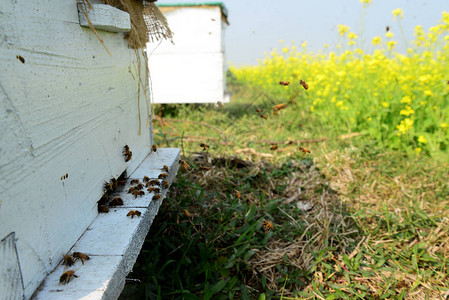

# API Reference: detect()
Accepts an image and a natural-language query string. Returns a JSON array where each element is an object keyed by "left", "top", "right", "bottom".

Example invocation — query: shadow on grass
[{"left": 119, "top": 152, "right": 360, "bottom": 299}]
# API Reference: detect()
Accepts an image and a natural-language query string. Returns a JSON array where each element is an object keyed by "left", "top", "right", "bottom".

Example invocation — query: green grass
[{"left": 120, "top": 84, "right": 449, "bottom": 299}]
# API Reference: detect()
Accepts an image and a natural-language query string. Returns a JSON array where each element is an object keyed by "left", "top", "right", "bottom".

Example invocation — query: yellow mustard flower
[
  {"left": 440, "top": 122, "right": 449, "bottom": 128},
  {"left": 401, "top": 95, "right": 412, "bottom": 104},
  {"left": 336, "top": 101, "right": 344, "bottom": 107},
  {"left": 392, "top": 8, "right": 404, "bottom": 19},
  {"left": 424, "top": 90, "right": 434, "bottom": 97},
  {"left": 347, "top": 32, "right": 358, "bottom": 40},
  {"left": 397, "top": 118, "right": 414, "bottom": 134},
  {"left": 360, "top": 0, "right": 372, "bottom": 3},
  {"left": 385, "top": 32, "right": 394, "bottom": 38},
  {"left": 418, "top": 135, "right": 427, "bottom": 144},
  {"left": 381, "top": 102, "right": 390, "bottom": 108},
  {"left": 372, "top": 36, "right": 381, "bottom": 45},
  {"left": 338, "top": 24, "right": 350, "bottom": 36},
  {"left": 400, "top": 105, "right": 415, "bottom": 116},
  {"left": 387, "top": 41, "right": 397, "bottom": 51},
  {"left": 415, "top": 147, "right": 422, "bottom": 155}
]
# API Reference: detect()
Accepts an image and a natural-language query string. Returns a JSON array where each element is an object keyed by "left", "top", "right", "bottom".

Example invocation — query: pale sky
[{"left": 156, "top": 0, "right": 449, "bottom": 66}]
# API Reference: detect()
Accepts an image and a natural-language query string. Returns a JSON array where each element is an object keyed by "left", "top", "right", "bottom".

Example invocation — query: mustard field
[{"left": 230, "top": 10, "right": 449, "bottom": 158}]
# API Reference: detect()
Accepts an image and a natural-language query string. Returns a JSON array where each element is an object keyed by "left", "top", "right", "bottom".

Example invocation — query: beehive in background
[{"left": 147, "top": 2, "right": 230, "bottom": 104}]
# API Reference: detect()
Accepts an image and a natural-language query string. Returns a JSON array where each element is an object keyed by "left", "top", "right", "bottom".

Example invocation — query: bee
[
  {"left": 256, "top": 108, "right": 263, "bottom": 113},
  {"left": 183, "top": 209, "right": 191, "bottom": 217},
  {"left": 132, "top": 190, "right": 145, "bottom": 198},
  {"left": 59, "top": 270, "right": 78, "bottom": 284},
  {"left": 63, "top": 254, "right": 75, "bottom": 266},
  {"left": 143, "top": 176, "right": 150, "bottom": 182},
  {"left": 262, "top": 220, "right": 274, "bottom": 232},
  {"left": 98, "top": 205, "right": 109, "bottom": 213},
  {"left": 123, "top": 145, "right": 132, "bottom": 162},
  {"left": 279, "top": 81, "right": 290, "bottom": 86},
  {"left": 259, "top": 114, "right": 268, "bottom": 120},
  {"left": 152, "top": 194, "right": 161, "bottom": 201},
  {"left": 162, "top": 180, "right": 169, "bottom": 189},
  {"left": 179, "top": 160, "right": 191, "bottom": 171},
  {"left": 270, "top": 144, "right": 278, "bottom": 151},
  {"left": 200, "top": 143, "right": 210, "bottom": 151},
  {"left": 127, "top": 210, "right": 141, "bottom": 218},
  {"left": 109, "top": 197, "right": 123, "bottom": 207},
  {"left": 148, "top": 187, "right": 160, "bottom": 193},
  {"left": 128, "top": 187, "right": 136, "bottom": 193},
  {"left": 162, "top": 165, "right": 169, "bottom": 172},
  {"left": 130, "top": 179, "right": 140, "bottom": 185},
  {"left": 299, "top": 80, "right": 309, "bottom": 90},
  {"left": 273, "top": 103, "right": 287, "bottom": 112},
  {"left": 124, "top": 152, "right": 132, "bottom": 162},
  {"left": 135, "top": 183, "right": 144, "bottom": 190},
  {"left": 216, "top": 101, "right": 224, "bottom": 109},
  {"left": 298, "top": 146, "right": 311, "bottom": 154},
  {"left": 16, "top": 55, "right": 25, "bottom": 64},
  {"left": 123, "top": 145, "right": 130, "bottom": 154},
  {"left": 73, "top": 252, "right": 90, "bottom": 265},
  {"left": 147, "top": 179, "right": 160, "bottom": 187},
  {"left": 234, "top": 190, "right": 241, "bottom": 199},
  {"left": 386, "top": 25, "right": 390, "bottom": 32},
  {"left": 158, "top": 173, "right": 168, "bottom": 179},
  {"left": 117, "top": 179, "right": 126, "bottom": 186},
  {"left": 199, "top": 166, "right": 210, "bottom": 171},
  {"left": 152, "top": 145, "right": 158, "bottom": 152}
]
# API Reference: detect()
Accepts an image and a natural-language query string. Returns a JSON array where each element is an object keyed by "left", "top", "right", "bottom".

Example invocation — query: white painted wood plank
[
  {"left": 77, "top": 3, "right": 131, "bottom": 33},
  {"left": 33, "top": 148, "right": 180, "bottom": 300},
  {"left": 0, "top": 233, "right": 24, "bottom": 300},
  {"left": 0, "top": 0, "right": 152, "bottom": 298},
  {"left": 149, "top": 52, "right": 226, "bottom": 103}
]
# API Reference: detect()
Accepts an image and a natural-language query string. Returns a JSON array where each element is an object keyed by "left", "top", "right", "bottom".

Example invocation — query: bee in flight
[
  {"left": 298, "top": 146, "right": 311, "bottom": 154},
  {"left": 270, "top": 144, "right": 278, "bottom": 151},
  {"left": 183, "top": 209, "right": 191, "bottom": 217},
  {"left": 279, "top": 81, "right": 290, "bottom": 86},
  {"left": 152, "top": 145, "right": 158, "bottom": 152},
  {"left": 273, "top": 103, "right": 287, "bottom": 113},
  {"left": 16, "top": 55, "right": 25, "bottom": 64},
  {"left": 299, "top": 80, "right": 308, "bottom": 90},
  {"left": 200, "top": 143, "right": 210, "bottom": 151},
  {"left": 123, "top": 145, "right": 132, "bottom": 162},
  {"left": 179, "top": 160, "right": 191, "bottom": 171},
  {"left": 262, "top": 220, "right": 274, "bottom": 233}
]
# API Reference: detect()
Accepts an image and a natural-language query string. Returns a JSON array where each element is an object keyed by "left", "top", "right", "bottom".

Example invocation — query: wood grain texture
[
  {"left": 0, "top": 233, "right": 24, "bottom": 300},
  {"left": 0, "top": 1, "right": 152, "bottom": 298}
]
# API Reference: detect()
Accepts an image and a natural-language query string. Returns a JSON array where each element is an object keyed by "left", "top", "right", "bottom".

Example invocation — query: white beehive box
[
  {"left": 0, "top": 1, "right": 178, "bottom": 299},
  {"left": 147, "top": 2, "right": 230, "bottom": 104}
]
